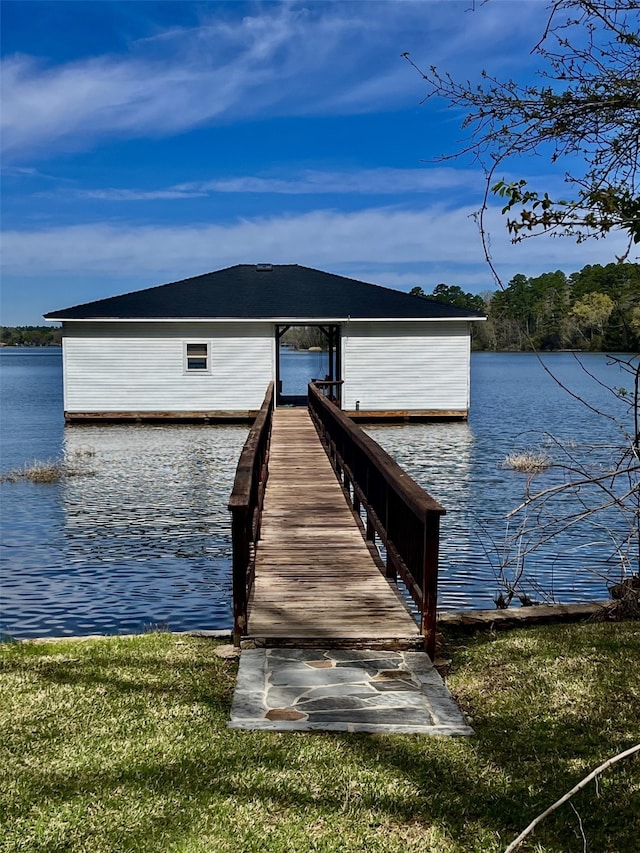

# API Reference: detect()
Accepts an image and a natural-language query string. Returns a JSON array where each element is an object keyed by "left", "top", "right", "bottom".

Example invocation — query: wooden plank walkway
[{"left": 247, "top": 408, "right": 423, "bottom": 648}]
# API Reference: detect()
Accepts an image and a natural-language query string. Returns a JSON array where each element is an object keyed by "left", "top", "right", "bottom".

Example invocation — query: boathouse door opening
[{"left": 275, "top": 324, "right": 341, "bottom": 407}]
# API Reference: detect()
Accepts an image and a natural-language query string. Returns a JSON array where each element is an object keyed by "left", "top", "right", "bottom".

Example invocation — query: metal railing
[
  {"left": 228, "top": 382, "right": 274, "bottom": 645},
  {"left": 308, "top": 382, "right": 445, "bottom": 658}
]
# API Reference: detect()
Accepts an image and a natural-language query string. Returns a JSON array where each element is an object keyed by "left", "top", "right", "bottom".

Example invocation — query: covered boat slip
[
  {"left": 275, "top": 323, "right": 341, "bottom": 408},
  {"left": 230, "top": 383, "right": 445, "bottom": 658},
  {"left": 46, "top": 264, "right": 484, "bottom": 422}
]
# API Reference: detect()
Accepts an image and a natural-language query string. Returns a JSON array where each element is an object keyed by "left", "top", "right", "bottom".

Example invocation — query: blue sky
[{"left": 1, "top": 0, "right": 632, "bottom": 325}]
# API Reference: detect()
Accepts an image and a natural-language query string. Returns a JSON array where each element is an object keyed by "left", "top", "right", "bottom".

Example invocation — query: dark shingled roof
[{"left": 45, "top": 264, "right": 486, "bottom": 321}]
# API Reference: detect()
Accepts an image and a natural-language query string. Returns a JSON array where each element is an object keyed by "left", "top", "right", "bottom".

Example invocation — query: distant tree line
[
  {"left": 281, "top": 326, "right": 329, "bottom": 350},
  {"left": 411, "top": 262, "right": 640, "bottom": 352},
  {"left": 4, "top": 263, "right": 638, "bottom": 353},
  {"left": 1, "top": 326, "right": 62, "bottom": 347}
]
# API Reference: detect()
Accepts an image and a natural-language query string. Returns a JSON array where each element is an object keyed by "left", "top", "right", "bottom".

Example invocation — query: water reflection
[
  {"left": 365, "top": 422, "right": 482, "bottom": 610},
  {"left": 1, "top": 350, "right": 634, "bottom": 638},
  {"left": 1, "top": 423, "right": 247, "bottom": 638},
  {"left": 367, "top": 354, "right": 633, "bottom": 611}
]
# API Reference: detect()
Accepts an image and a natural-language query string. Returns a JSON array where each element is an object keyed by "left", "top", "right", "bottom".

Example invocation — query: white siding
[
  {"left": 62, "top": 322, "right": 273, "bottom": 412},
  {"left": 341, "top": 321, "right": 470, "bottom": 411},
  {"left": 61, "top": 318, "right": 471, "bottom": 414}
]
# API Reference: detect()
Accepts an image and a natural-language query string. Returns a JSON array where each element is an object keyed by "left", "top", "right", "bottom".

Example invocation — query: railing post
[
  {"left": 422, "top": 511, "right": 441, "bottom": 660},
  {"left": 365, "top": 515, "right": 376, "bottom": 541},
  {"left": 384, "top": 483, "right": 397, "bottom": 580},
  {"left": 231, "top": 506, "right": 250, "bottom": 646},
  {"left": 385, "top": 490, "right": 397, "bottom": 581},
  {"left": 365, "top": 460, "right": 375, "bottom": 541}
]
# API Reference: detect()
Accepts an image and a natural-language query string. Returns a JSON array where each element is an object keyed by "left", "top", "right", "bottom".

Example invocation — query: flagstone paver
[{"left": 229, "top": 648, "right": 473, "bottom": 735}]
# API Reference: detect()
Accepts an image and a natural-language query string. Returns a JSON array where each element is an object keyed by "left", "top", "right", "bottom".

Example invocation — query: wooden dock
[{"left": 247, "top": 408, "right": 423, "bottom": 648}]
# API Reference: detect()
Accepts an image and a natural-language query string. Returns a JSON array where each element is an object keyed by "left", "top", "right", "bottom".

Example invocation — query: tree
[
  {"left": 409, "top": 284, "right": 489, "bottom": 347},
  {"left": 0, "top": 326, "right": 62, "bottom": 346},
  {"left": 571, "top": 291, "right": 615, "bottom": 344},
  {"left": 489, "top": 271, "right": 573, "bottom": 349},
  {"left": 429, "top": 283, "right": 485, "bottom": 313},
  {"left": 280, "top": 326, "right": 327, "bottom": 350},
  {"left": 404, "top": 0, "right": 640, "bottom": 259},
  {"left": 406, "top": 1, "right": 640, "bottom": 585},
  {"left": 408, "top": 285, "right": 427, "bottom": 297},
  {"left": 408, "top": 283, "right": 485, "bottom": 311},
  {"left": 406, "top": 14, "right": 639, "bottom": 838},
  {"left": 569, "top": 262, "right": 640, "bottom": 349}
]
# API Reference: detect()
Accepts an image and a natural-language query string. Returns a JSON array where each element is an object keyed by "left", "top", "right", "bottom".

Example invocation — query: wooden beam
[
  {"left": 64, "top": 411, "right": 259, "bottom": 423},
  {"left": 344, "top": 410, "right": 468, "bottom": 422}
]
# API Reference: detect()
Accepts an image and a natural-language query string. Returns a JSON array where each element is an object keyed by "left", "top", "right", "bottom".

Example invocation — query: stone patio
[{"left": 229, "top": 648, "right": 473, "bottom": 735}]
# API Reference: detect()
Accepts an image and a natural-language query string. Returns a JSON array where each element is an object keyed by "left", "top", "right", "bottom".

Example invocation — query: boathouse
[{"left": 44, "top": 264, "right": 485, "bottom": 422}]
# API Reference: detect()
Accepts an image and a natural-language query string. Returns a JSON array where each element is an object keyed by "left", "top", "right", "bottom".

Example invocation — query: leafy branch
[{"left": 403, "top": 0, "right": 640, "bottom": 254}]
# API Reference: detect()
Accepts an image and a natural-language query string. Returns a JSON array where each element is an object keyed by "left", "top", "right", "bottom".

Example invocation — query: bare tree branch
[{"left": 504, "top": 742, "right": 640, "bottom": 853}]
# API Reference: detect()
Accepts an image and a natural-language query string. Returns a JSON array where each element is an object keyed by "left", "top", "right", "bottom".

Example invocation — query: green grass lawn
[{"left": 1, "top": 623, "right": 639, "bottom": 853}]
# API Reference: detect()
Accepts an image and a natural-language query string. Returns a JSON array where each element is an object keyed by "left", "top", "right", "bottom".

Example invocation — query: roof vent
[{"left": 255, "top": 263, "right": 273, "bottom": 272}]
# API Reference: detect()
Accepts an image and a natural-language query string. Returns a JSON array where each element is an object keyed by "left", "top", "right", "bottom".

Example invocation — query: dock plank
[{"left": 247, "top": 408, "right": 422, "bottom": 647}]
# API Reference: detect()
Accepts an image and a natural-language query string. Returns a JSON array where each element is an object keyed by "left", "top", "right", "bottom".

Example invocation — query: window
[{"left": 185, "top": 342, "right": 209, "bottom": 372}]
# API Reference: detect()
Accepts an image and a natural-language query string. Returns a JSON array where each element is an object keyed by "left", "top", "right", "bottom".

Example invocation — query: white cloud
[
  {"left": 3, "top": 204, "right": 632, "bottom": 297},
  {"left": 74, "top": 167, "right": 484, "bottom": 200},
  {"left": 192, "top": 167, "right": 484, "bottom": 195},
  {"left": 0, "top": 5, "right": 381, "bottom": 159},
  {"left": 79, "top": 188, "right": 208, "bottom": 201},
  {"left": 1, "top": 1, "right": 549, "bottom": 161}
]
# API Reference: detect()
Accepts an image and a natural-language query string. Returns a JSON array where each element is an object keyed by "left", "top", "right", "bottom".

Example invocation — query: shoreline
[{"left": 4, "top": 601, "right": 617, "bottom": 645}]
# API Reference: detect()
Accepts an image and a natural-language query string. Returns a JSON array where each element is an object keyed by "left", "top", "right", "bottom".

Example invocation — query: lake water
[{"left": 0, "top": 348, "right": 635, "bottom": 639}]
